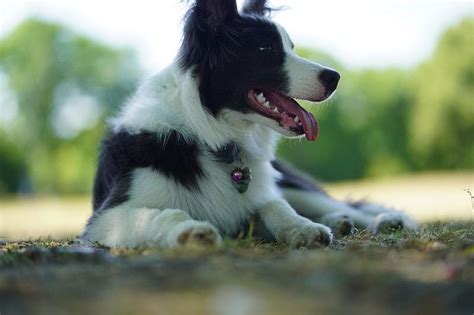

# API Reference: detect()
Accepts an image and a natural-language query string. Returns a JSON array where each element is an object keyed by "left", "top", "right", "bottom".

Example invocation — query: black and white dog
[{"left": 81, "top": 0, "right": 417, "bottom": 248}]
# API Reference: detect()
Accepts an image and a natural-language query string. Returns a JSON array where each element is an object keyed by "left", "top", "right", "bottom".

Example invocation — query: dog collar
[{"left": 211, "top": 142, "right": 252, "bottom": 194}]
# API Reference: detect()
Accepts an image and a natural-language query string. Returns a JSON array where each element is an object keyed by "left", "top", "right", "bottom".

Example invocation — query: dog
[{"left": 81, "top": 0, "right": 417, "bottom": 248}]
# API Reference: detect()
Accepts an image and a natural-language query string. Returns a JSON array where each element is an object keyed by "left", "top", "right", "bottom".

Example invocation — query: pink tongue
[{"left": 266, "top": 93, "right": 319, "bottom": 141}]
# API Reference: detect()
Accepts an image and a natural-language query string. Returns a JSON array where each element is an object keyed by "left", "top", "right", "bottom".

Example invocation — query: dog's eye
[{"left": 258, "top": 44, "right": 273, "bottom": 52}]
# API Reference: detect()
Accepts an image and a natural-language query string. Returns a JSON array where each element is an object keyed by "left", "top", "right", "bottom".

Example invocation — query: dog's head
[{"left": 179, "top": 0, "right": 340, "bottom": 141}]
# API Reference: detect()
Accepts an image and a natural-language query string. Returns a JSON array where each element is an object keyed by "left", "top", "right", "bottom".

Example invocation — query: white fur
[
  {"left": 368, "top": 212, "right": 419, "bottom": 233},
  {"left": 276, "top": 24, "right": 331, "bottom": 102},
  {"left": 234, "top": 111, "right": 302, "bottom": 139},
  {"left": 124, "top": 152, "right": 282, "bottom": 236},
  {"left": 259, "top": 199, "right": 332, "bottom": 248},
  {"left": 83, "top": 207, "right": 222, "bottom": 248},
  {"left": 282, "top": 188, "right": 373, "bottom": 227}
]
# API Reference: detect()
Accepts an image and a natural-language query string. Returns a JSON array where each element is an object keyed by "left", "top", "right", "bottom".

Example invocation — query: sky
[{"left": 1, "top": 0, "right": 473, "bottom": 75}]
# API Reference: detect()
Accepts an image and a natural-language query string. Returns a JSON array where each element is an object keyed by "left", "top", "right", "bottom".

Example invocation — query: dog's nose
[{"left": 319, "top": 69, "right": 340, "bottom": 91}]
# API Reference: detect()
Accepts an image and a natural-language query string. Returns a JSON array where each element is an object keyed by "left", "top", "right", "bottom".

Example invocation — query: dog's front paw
[
  {"left": 168, "top": 221, "right": 222, "bottom": 248},
  {"left": 281, "top": 220, "right": 333, "bottom": 249},
  {"left": 368, "top": 212, "right": 418, "bottom": 234}
]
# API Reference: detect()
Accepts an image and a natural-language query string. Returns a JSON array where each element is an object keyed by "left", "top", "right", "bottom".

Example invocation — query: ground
[
  {"left": 1, "top": 222, "right": 473, "bottom": 315},
  {"left": 1, "top": 172, "right": 473, "bottom": 314}
]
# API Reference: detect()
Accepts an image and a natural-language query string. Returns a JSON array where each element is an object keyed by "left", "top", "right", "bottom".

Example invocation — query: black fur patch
[
  {"left": 179, "top": 0, "right": 289, "bottom": 116},
  {"left": 92, "top": 130, "right": 204, "bottom": 212},
  {"left": 272, "top": 160, "right": 326, "bottom": 193}
]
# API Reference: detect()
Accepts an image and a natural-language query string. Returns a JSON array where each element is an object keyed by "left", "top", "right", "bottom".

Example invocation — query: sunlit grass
[{"left": 0, "top": 196, "right": 90, "bottom": 240}]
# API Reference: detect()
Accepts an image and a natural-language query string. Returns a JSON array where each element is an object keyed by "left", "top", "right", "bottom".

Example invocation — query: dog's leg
[
  {"left": 257, "top": 199, "right": 333, "bottom": 248},
  {"left": 281, "top": 188, "right": 371, "bottom": 235},
  {"left": 273, "top": 160, "right": 417, "bottom": 235},
  {"left": 81, "top": 206, "right": 222, "bottom": 248},
  {"left": 272, "top": 160, "right": 366, "bottom": 235},
  {"left": 349, "top": 202, "right": 419, "bottom": 233},
  {"left": 282, "top": 188, "right": 418, "bottom": 235}
]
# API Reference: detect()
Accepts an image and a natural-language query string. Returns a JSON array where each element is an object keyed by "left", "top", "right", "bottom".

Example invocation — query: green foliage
[
  {"left": 0, "top": 131, "right": 26, "bottom": 194},
  {"left": 409, "top": 18, "right": 474, "bottom": 169},
  {"left": 0, "top": 19, "right": 140, "bottom": 193}
]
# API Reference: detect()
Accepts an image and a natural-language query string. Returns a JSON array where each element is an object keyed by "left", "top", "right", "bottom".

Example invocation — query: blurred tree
[
  {"left": 0, "top": 19, "right": 140, "bottom": 193},
  {"left": 0, "top": 131, "right": 27, "bottom": 194},
  {"left": 410, "top": 18, "right": 474, "bottom": 169}
]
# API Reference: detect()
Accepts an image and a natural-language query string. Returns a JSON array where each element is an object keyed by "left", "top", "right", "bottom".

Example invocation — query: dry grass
[{"left": 0, "top": 196, "right": 90, "bottom": 240}]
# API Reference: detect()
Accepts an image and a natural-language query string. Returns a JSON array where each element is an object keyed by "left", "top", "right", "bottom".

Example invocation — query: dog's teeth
[
  {"left": 294, "top": 117, "right": 299, "bottom": 123},
  {"left": 263, "top": 101, "right": 271, "bottom": 108},
  {"left": 256, "top": 93, "right": 266, "bottom": 103},
  {"left": 273, "top": 107, "right": 279, "bottom": 113}
]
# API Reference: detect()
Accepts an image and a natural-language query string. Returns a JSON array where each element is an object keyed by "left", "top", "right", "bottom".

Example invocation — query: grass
[
  {"left": 1, "top": 172, "right": 473, "bottom": 314},
  {"left": 1, "top": 222, "right": 473, "bottom": 315}
]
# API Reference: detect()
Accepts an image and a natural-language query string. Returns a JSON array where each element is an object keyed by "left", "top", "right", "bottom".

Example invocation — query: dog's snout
[{"left": 319, "top": 69, "right": 340, "bottom": 91}]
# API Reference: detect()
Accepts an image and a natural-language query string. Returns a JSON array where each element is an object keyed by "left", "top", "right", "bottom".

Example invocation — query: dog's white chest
[{"left": 126, "top": 153, "right": 280, "bottom": 235}]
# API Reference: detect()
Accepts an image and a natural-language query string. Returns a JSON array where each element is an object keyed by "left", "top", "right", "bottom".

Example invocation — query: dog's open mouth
[{"left": 247, "top": 89, "right": 319, "bottom": 141}]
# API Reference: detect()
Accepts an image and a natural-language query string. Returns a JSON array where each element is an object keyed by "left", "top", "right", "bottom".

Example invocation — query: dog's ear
[
  {"left": 242, "top": 0, "right": 270, "bottom": 16},
  {"left": 195, "top": 0, "right": 238, "bottom": 32}
]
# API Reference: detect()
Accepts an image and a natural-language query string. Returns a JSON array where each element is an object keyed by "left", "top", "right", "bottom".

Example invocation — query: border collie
[{"left": 81, "top": 0, "right": 417, "bottom": 248}]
